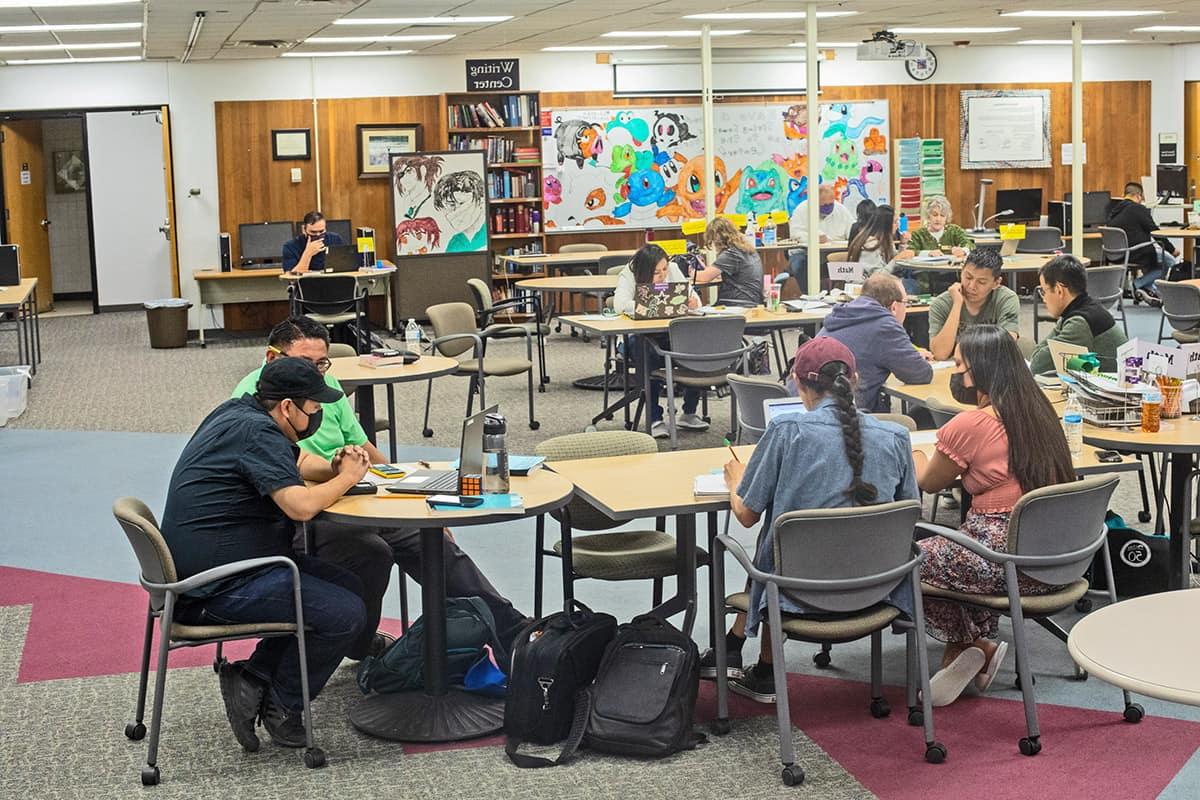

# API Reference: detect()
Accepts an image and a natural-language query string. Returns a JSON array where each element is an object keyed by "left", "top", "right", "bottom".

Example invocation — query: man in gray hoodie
[{"left": 819, "top": 273, "right": 934, "bottom": 412}]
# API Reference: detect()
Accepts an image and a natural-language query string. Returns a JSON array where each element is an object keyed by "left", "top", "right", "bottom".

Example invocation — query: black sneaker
[
  {"left": 258, "top": 694, "right": 308, "bottom": 748},
  {"left": 729, "top": 665, "right": 777, "bottom": 704},
  {"left": 698, "top": 648, "right": 744, "bottom": 679},
  {"left": 367, "top": 631, "right": 396, "bottom": 659},
  {"left": 218, "top": 661, "right": 264, "bottom": 752}
]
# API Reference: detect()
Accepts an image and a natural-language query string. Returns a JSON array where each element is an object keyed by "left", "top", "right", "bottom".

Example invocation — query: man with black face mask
[{"left": 162, "top": 357, "right": 370, "bottom": 751}]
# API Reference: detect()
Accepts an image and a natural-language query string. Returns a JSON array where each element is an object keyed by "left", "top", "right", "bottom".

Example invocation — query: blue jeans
[
  {"left": 629, "top": 334, "right": 700, "bottom": 422},
  {"left": 1134, "top": 247, "right": 1177, "bottom": 291},
  {"left": 176, "top": 554, "right": 366, "bottom": 713}
]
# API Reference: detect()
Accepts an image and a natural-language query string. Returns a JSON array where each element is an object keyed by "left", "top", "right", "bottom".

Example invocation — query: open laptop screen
[{"left": 763, "top": 397, "right": 808, "bottom": 425}]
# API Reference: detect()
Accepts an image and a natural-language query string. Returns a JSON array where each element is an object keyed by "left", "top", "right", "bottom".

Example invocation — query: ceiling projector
[{"left": 856, "top": 30, "right": 927, "bottom": 60}]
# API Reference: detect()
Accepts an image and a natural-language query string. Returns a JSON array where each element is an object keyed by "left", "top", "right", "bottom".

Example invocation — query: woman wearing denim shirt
[{"left": 709, "top": 337, "right": 919, "bottom": 703}]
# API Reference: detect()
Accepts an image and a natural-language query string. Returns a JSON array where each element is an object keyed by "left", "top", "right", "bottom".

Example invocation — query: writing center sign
[{"left": 466, "top": 59, "right": 519, "bottom": 91}]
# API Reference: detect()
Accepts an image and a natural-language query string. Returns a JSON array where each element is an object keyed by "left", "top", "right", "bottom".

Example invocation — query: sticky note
[
  {"left": 657, "top": 239, "right": 688, "bottom": 255},
  {"left": 680, "top": 219, "right": 708, "bottom": 235},
  {"left": 999, "top": 224, "right": 1026, "bottom": 241},
  {"left": 357, "top": 236, "right": 375, "bottom": 253}
]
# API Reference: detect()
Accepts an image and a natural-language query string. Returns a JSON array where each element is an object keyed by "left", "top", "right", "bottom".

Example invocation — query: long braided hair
[{"left": 796, "top": 360, "right": 878, "bottom": 506}]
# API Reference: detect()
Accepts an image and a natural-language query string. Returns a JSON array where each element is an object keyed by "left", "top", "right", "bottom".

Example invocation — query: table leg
[
  {"left": 355, "top": 382, "right": 377, "bottom": 445},
  {"left": 199, "top": 304, "right": 208, "bottom": 348},
  {"left": 646, "top": 513, "right": 698, "bottom": 637},
  {"left": 32, "top": 285, "right": 41, "bottom": 365},
  {"left": 641, "top": 336, "right": 654, "bottom": 436},
  {"left": 707, "top": 512, "right": 719, "bottom": 652},
  {"left": 1168, "top": 453, "right": 1195, "bottom": 590},
  {"left": 349, "top": 526, "right": 504, "bottom": 741},
  {"left": 16, "top": 295, "right": 27, "bottom": 372}
]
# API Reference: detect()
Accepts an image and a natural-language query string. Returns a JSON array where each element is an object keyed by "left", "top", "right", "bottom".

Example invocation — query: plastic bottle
[
  {"left": 762, "top": 214, "right": 777, "bottom": 246},
  {"left": 1063, "top": 392, "right": 1083, "bottom": 458},
  {"left": 404, "top": 318, "right": 421, "bottom": 354},
  {"left": 744, "top": 214, "right": 758, "bottom": 248},
  {"left": 482, "top": 412, "right": 510, "bottom": 494}
]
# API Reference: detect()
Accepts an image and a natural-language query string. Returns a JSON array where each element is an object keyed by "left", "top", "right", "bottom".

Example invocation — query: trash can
[
  {"left": 144, "top": 299, "right": 192, "bottom": 349},
  {"left": 0, "top": 365, "right": 31, "bottom": 427}
]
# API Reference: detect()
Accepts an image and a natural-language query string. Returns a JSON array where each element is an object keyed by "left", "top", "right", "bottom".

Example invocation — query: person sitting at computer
[
  {"left": 1105, "top": 182, "right": 1179, "bottom": 303},
  {"left": 283, "top": 211, "right": 345, "bottom": 273},
  {"left": 927, "top": 248, "right": 1020, "bottom": 361},
  {"left": 232, "top": 317, "right": 531, "bottom": 656},
  {"left": 1029, "top": 255, "right": 1128, "bottom": 375}
]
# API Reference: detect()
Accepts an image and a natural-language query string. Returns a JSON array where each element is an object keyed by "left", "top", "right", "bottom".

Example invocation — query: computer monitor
[
  {"left": 1156, "top": 165, "right": 1188, "bottom": 201},
  {"left": 1064, "top": 191, "right": 1112, "bottom": 228},
  {"left": 994, "top": 188, "right": 1043, "bottom": 224},
  {"left": 293, "top": 218, "right": 353, "bottom": 244},
  {"left": 238, "top": 221, "right": 295, "bottom": 265}
]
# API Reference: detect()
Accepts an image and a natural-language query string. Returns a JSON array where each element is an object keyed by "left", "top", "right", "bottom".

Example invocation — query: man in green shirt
[
  {"left": 928, "top": 248, "right": 1021, "bottom": 360},
  {"left": 1029, "top": 255, "right": 1128, "bottom": 374},
  {"left": 233, "top": 318, "right": 529, "bottom": 655}
]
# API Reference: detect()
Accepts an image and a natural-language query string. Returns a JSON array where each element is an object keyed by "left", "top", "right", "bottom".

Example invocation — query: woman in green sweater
[{"left": 909, "top": 195, "right": 973, "bottom": 257}]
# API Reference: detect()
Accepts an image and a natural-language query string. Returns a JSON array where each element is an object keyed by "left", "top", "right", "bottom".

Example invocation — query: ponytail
[{"left": 800, "top": 361, "right": 878, "bottom": 505}]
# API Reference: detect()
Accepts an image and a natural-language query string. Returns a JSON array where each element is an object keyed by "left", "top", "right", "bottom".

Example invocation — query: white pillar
[
  {"left": 806, "top": 3, "right": 820, "bottom": 292},
  {"left": 1071, "top": 21, "right": 1084, "bottom": 257},
  {"left": 701, "top": 25, "right": 715, "bottom": 226}
]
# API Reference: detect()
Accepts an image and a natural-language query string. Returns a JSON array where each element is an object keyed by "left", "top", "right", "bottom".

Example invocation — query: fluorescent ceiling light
[
  {"left": 1018, "top": 39, "right": 1129, "bottom": 44},
  {"left": 0, "top": 41, "right": 139, "bottom": 52},
  {"left": 5, "top": 55, "right": 141, "bottom": 64},
  {"left": 543, "top": 44, "right": 669, "bottom": 51},
  {"left": 281, "top": 50, "right": 412, "bottom": 58},
  {"left": 305, "top": 35, "right": 454, "bottom": 43},
  {"left": 1001, "top": 9, "right": 1162, "bottom": 17},
  {"left": 0, "top": 21, "right": 141, "bottom": 33},
  {"left": 333, "top": 16, "right": 511, "bottom": 25},
  {"left": 603, "top": 30, "right": 750, "bottom": 38},
  {"left": 787, "top": 42, "right": 859, "bottom": 48},
  {"left": 0, "top": 0, "right": 138, "bottom": 6},
  {"left": 1135, "top": 26, "right": 1200, "bottom": 32},
  {"left": 685, "top": 12, "right": 858, "bottom": 20},
  {"left": 890, "top": 27, "right": 1020, "bottom": 34}
]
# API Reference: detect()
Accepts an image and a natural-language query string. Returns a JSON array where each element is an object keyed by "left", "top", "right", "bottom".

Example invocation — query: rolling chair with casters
[
  {"left": 726, "top": 373, "right": 789, "bottom": 444},
  {"left": 923, "top": 397, "right": 962, "bottom": 522},
  {"left": 712, "top": 500, "right": 945, "bottom": 786},
  {"left": 870, "top": 412, "right": 918, "bottom": 431},
  {"left": 1153, "top": 280, "right": 1200, "bottom": 344},
  {"left": 465, "top": 277, "right": 549, "bottom": 390},
  {"left": 1098, "top": 226, "right": 1156, "bottom": 304},
  {"left": 114, "top": 498, "right": 326, "bottom": 784},
  {"left": 554, "top": 242, "right": 608, "bottom": 333},
  {"left": 916, "top": 475, "right": 1142, "bottom": 757},
  {"left": 421, "top": 301, "right": 538, "bottom": 438},
  {"left": 1016, "top": 226, "right": 1065, "bottom": 255},
  {"left": 293, "top": 274, "right": 369, "bottom": 353}
]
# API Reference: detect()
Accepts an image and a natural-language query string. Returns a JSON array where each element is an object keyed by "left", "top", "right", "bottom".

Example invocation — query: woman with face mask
[{"left": 916, "top": 324, "right": 1076, "bottom": 707}]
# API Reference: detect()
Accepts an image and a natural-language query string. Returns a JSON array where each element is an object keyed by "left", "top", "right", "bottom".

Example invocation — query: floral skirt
[{"left": 919, "top": 510, "right": 1059, "bottom": 643}]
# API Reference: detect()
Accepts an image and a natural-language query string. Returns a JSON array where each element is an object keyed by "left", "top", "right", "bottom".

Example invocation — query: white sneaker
[
  {"left": 651, "top": 420, "right": 671, "bottom": 439},
  {"left": 676, "top": 413, "right": 710, "bottom": 431}
]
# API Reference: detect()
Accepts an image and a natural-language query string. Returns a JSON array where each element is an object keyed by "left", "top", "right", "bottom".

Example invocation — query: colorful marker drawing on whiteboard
[
  {"left": 822, "top": 104, "right": 886, "bottom": 140},
  {"left": 862, "top": 127, "right": 888, "bottom": 156},
  {"left": 651, "top": 111, "right": 696, "bottom": 150},
  {"left": 734, "top": 160, "right": 788, "bottom": 216},
  {"left": 555, "top": 119, "right": 605, "bottom": 168},
  {"left": 781, "top": 104, "right": 808, "bottom": 140},
  {"left": 606, "top": 111, "right": 650, "bottom": 146},
  {"left": 656, "top": 154, "right": 740, "bottom": 221},
  {"left": 613, "top": 165, "right": 672, "bottom": 218},
  {"left": 543, "top": 175, "right": 563, "bottom": 206}
]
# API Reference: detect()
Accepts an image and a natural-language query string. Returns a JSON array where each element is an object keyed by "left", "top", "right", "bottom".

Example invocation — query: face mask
[
  {"left": 288, "top": 402, "right": 323, "bottom": 440},
  {"left": 819, "top": 203, "right": 834, "bottom": 216},
  {"left": 949, "top": 372, "right": 978, "bottom": 406}
]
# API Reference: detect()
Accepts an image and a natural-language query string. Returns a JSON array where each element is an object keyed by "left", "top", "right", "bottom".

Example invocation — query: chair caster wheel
[
  {"left": 813, "top": 650, "right": 831, "bottom": 669},
  {"left": 304, "top": 747, "right": 326, "bottom": 768},
  {"left": 781, "top": 764, "right": 805, "bottom": 786},
  {"left": 529, "top": 421, "right": 540, "bottom": 430},
  {"left": 925, "top": 742, "right": 947, "bottom": 764},
  {"left": 869, "top": 697, "right": 891, "bottom": 719},
  {"left": 1074, "top": 666, "right": 1089, "bottom": 681},
  {"left": 141, "top": 766, "right": 160, "bottom": 786},
  {"left": 624, "top": 422, "right": 635, "bottom": 431},
  {"left": 907, "top": 707, "right": 923, "bottom": 726},
  {"left": 125, "top": 722, "right": 146, "bottom": 741},
  {"left": 585, "top": 425, "right": 598, "bottom": 433},
  {"left": 711, "top": 718, "right": 731, "bottom": 736},
  {"left": 1019, "top": 736, "right": 1042, "bottom": 756},
  {"left": 1124, "top": 703, "right": 1145, "bottom": 723},
  {"left": 422, "top": 428, "right": 434, "bottom": 438},
  {"left": 1138, "top": 511, "right": 1152, "bottom": 523},
  {"left": 1074, "top": 598, "right": 1093, "bottom": 613},
  {"left": 200, "top": 342, "right": 207, "bottom": 349},
  {"left": 1014, "top": 674, "right": 1036, "bottom": 690}
]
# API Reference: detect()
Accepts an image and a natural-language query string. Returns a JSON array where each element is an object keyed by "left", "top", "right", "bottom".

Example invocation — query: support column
[
  {"left": 1071, "top": 21, "right": 1084, "bottom": 257},
  {"left": 806, "top": 3, "right": 821, "bottom": 291}
]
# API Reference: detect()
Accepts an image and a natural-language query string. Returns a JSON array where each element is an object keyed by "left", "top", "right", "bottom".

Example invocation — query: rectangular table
[{"left": 0, "top": 278, "right": 41, "bottom": 375}]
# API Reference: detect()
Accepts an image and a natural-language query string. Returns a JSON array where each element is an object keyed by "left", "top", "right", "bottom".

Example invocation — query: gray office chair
[
  {"left": 1153, "top": 280, "right": 1200, "bottom": 344},
  {"left": 422, "top": 301, "right": 538, "bottom": 435},
  {"left": 648, "top": 316, "right": 752, "bottom": 449},
  {"left": 1098, "top": 226, "right": 1155, "bottom": 302},
  {"left": 915, "top": 475, "right": 1138, "bottom": 757},
  {"left": 712, "top": 500, "right": 944, "bottom": 787},
  {"left": 114, "top": 498, "right": 324, "bottom": 785},
  {"left": 1035, "top": 265, "right": 1128, "bottom": 341},
  {"left": 1017, "top": 226, "right": 1065, "bottom": 255},
  {"left": 726, "top": 373, "right": 789, "bottom": 444},
  {"left": 293, "top": 275, "right": 368, "bottom": 352},
  {"left": 871, "top": 412, "right": 918, "bottom": 431},
  {"left": 923, "top": 397, "right": 961, "bottom": 520},
  {"left": 465, "top": 278, "right": 548, "bottom": 389}
]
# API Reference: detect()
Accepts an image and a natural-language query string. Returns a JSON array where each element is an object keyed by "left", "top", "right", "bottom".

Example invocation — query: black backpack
[{"left": 504, "top": 602, "right": 617, "bottom": 767}]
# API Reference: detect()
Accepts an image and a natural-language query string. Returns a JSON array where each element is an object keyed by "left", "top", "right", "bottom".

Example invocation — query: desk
[
  {"left": 896, "top": 253, "right": 1090, "bottom": 275},
  {"left": 192, "top": 266, "right": 395, "bottom": 346},
  {"left": 0, "top": 278, "right": 40, "bottom": 375},
  {"left": 325, "top": 467, "right": 574, "bottom": 742},
  {"left": 1154, "top": 228, "right": 1200, "bottom": 263},
  {"left": 1069, "top": 588, "right": 1200, "bottom": 707},
  {"left": 326, "top": 354, "right": 459, "bottom": 450}
]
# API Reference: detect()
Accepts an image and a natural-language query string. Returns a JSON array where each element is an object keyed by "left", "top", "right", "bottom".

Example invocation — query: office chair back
[
  {"left": 772, "top": 500, "right": 923, "bottom": 613},
  {"left": 466, "top": 277, "right": 494, "bottom": 314},
  {"left": 295, "top": 275, "right": 361, "bottom": 316},
  {"left": 1005, "top": 475, "right": 1118, "bottom": 586},
  {"left": 1155, "top": 280, "right": 1200, "bottom": 334},
  {"left": 666, "top": 316, "right": 747, "bottom": 374},
  {"left": 870, "top": 413, "right": 918, "bottom": 431},
  {"left": 1097, "top": 226, "right": 1132, "bottom": 265},
  {"left": 559, "top": 243, "right": 608, "bottom": 254},
  {"left": 726, "top": 373, "right": 789, "bottom": 444},
  {"left": 1017, "top": 227, "right": 1065, "bottom": 254},
  {"left": 1085, "top": 265, "right": 1125, "bottom": 310},
  {"left": 113, "top": 497, "right": 176, "bottom": 613},
  {"left": 426, "top": 301, "right": 479, "bottom": 358},
  {"left": 535, "top": 431, "right": 658, "bottom": 530},
  {"left": 596, "top": 254, "right": 630, "bottom": 273},
  {"left": 924, "top": 397, "right": 960, "bottom": 427}
]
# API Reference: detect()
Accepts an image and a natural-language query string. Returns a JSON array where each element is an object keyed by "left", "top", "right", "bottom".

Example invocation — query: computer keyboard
[{"left": 422, "top": 471, "right": 460, "bottom": 493}]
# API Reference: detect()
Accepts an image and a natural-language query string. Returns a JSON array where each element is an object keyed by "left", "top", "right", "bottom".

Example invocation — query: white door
[{"left": 87, "top": 110, "right": 171, "bottom": 307}]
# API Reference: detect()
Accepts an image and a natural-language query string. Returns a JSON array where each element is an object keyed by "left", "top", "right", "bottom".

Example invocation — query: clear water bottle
[
  {"left": 404, "top": 318, "right": 421, "bottom": 354},
  {"left": 1063, "top": 392, "right": 1083, "bottom": 458},
  {"left": 482, "top": 412, "right": 510, "bottom": 494},
  {"left": 762, "top": 214, "right": 777, "bottom": 246},
  {"left": 744, "top": 214, "right": 757, "bottom": 248}
]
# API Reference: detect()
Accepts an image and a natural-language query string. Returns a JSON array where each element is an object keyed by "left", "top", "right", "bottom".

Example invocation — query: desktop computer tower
[
  {"left": 356, "top": 226, "right": 376, "bottom": 269},
  {"left": 1047, "top": 201, "right": 1070, "bottom": 233},
  {"left": 218, "top": 233, "right": 232, "bottom": 272}
]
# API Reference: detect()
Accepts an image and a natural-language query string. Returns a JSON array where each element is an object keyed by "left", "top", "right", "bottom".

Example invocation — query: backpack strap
[{"left": 504, "top": 688, "right": 591, "bottom": 769}]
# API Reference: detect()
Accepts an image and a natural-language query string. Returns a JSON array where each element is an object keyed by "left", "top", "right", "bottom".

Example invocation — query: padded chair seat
[
  {"left": 171, "top": 621, "right": 297, "bottom": 641},
  {"left": 919, "top": 578, "right": 1088, "bottom": 615},
  {"left": 455, "top": 356, "right": 533, "bottom": 376},
  {"left": 485, "top": 323, "right": 552, "bottom": 338},
  {"left": 554, "top": 530, "right": 709, "bottom": 581},
  {"left": 307, "top": 312, "right": 357, "bottom": 325},
  {"left": 724, "top": 591, "right": 901, "bottom": 641},
  {"left": 651, "top": 368, "right": 733, "bottom": 388},
  {"left": 1171, "top": 329, "right": 1200, "bottom": 344}
]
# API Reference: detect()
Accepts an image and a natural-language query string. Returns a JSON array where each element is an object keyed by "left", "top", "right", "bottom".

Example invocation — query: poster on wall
[
  {"left": 539, "top": 100, "right": 890, "bottom": 232},
  {"left": 390, "top": 150, "right": 488, "bottom": 256},
  {"left": 960, "top": 90, "right": 1051, "bottom": 169}
]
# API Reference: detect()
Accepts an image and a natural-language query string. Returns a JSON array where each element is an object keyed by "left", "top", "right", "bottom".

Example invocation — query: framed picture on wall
[
  {"left": 53, "top": 150, "right": 86, "bottom": 193},
  {"left": 358, "top": 124, "right": 422, "bottom": 178},
  {"left": 272, "top": 129, "right": 311, "bottom": 160},
  {"left": 390, "top": 150, "right": 488, "bottom": 256}
]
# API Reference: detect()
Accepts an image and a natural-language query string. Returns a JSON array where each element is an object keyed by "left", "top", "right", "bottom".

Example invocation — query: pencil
[{"left": 728, "top": 445, "right": 741, "bottom": 463}]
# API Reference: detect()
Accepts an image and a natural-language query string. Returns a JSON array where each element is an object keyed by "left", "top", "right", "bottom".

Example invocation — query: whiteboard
[{"left": 960, "top": 90, "right": 1051, "bottom": 169}]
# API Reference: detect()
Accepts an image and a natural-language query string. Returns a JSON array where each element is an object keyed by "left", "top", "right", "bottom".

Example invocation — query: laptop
[
  {"left": 0, "top": 244, "right": 19, "bottom": 286},
  {"left": 632, "top": 281, "right": 691, "bottom": 320},
  {"left": 999, "top": 238, "right": 1020, "bottom": 258},
  {"left": 763, "top": 396, "right": 808, "bottom": 424},
  {"left": 323, "top": 244, "right": 360, "bottom": 273},
  {"left": 1047, "top": 340, "right": 1087, "bottom": 375},
  {"left": 388, "top": 406, "right": 491, "bottom": 495}
]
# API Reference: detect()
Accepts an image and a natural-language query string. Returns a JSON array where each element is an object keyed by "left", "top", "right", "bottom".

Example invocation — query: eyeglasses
[{"left": 268, "top": 345, "right": 331, "bottom": 374}]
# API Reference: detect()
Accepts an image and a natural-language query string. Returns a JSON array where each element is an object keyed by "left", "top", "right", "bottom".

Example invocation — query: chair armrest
[
  {"left": 648, "top": 340, "right": 753, "bottom": 362},
  {"left": 482, "top": 324, "right": 532, "bottom": 341},
  {"left": 430, "top": 332, "right": 483, "bottom": 359},
  {"left": 915, "top": 521, "right": 1104, "bottom": 568},
  {"left": 143, "top": 555, "right": 300, "bottom": 596},
  {"left": 482, "top": 296, "right": 540, "bottom": 318},
  {"left": 716, "top": 534, "right": 922, "bottom": 592}
]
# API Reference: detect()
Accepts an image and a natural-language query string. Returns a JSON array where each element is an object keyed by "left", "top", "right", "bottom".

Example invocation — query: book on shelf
[
  {"left": 447, "top": 94, "right": 539, "bottom": 129},
  {"left": 487, "top": 170, "right": 537, "bottom": 200},
  {"left": 491, "top": 205, "right": 541, "bottom": 235}
]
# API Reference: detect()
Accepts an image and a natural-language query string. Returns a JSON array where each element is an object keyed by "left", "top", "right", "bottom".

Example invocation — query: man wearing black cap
[{"left": 161, "top": 357, "right": 370, "bottom": 751}]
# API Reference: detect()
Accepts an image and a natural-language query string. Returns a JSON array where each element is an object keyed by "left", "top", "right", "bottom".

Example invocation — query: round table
[
  {"left": 327, "top": 354, "right": 459, "bottom": 447},
  {"left": 1084, "top": 417, "right": 1200, "bottom": 590},
  {"left": 325, "top": 468, "right": 574, "bottom": 742},
  {"left": 1069, "top": 588, "right": 1200, "bottom": 707}
]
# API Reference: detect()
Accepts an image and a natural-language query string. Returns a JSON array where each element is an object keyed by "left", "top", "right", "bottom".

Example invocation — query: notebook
[{"left": 693, "top": 473, "right": 729, "bottom": 497}]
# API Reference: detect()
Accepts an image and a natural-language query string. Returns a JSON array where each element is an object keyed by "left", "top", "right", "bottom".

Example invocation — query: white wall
[{"left": 0, "top": 44, "right": 1191, "bottom": 326}]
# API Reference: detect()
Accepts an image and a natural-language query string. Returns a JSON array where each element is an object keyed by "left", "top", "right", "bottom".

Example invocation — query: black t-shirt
[{"left": 161, "top": 396, "right": 304, "bottom": 597}]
